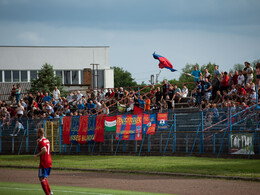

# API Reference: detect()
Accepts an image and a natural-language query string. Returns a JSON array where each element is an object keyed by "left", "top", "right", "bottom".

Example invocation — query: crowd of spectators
[{"left": 0, "top": 62, "right": 259, "bottom": 130}]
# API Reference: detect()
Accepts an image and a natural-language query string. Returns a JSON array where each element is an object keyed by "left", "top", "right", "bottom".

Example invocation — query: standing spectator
[
  {"left": 220, "top": 72, "right": 229, "bottom": 94},
  {"left": 190, "top": 66, "right": 201, "bottom": 84},
  {"left": 196, "top": 81, "right": 202, "bottom": 111},
  {"left": 242, "top": 62, "right": 249, "bottom": 85},
  {"left": 204, "top": 78, "right": 212, "bottom": 104},
  {"left": 119, "top": 88, "right": 124, "bottom": 98},
  {"left": 10, "top": 84, "right": 16, "bottom": 104},
  {"left": 256, "top": 63, "right": 260, "bottom": 91},
  {"left": 237, "top": 70, "right": 245, "bottom": 86},
  {"left": 232, "top": 70, "right": 239, "bottom": 85},
  {"left": 138, "top": 96, "right": 145, "bottom": 109},
  {"left": 229, "top": 71, "right": 233, "bottom": 89},
  {"left": 27, "top": 93, "right": 34, "bottom": 113},
  {"left": 212, "top": 75, "right": 220, "bottom": 101},
  {"left": 155, "top": 87, "right": 163, "bottom": 108},
  {"left": 162, "top": 80, "right": 169, "bottom": 100},
  {"left": 15, "top": 84, "right": 21, "bottom": 105},
  {"left": 16, "top": 102, "right": 24, "bottom": 120},
  {"left": 213, "top": 65, "right": 220, "bottom": 76},
  {"left": 52, "top": 86, "right": 60, "bottom": 100},
  {"left": 244, "top": 62, "right": 254, "bottom": 84},
  {"left": 144, "top": 96, "right": 151, "bottom": 111},
  {"left": 204, "top": 68, "right": 211, "bottom": 79}
]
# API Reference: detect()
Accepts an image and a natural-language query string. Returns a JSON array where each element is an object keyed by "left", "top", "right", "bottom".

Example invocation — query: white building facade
[{"left": 0, "top": 46, "right": 114, "bottom": 89}]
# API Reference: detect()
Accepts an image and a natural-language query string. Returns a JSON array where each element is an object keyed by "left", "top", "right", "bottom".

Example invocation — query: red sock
[
  {"left": 45, "top": 178, "right": 51, "bottom": 193},
  {"left": 41, "top": 179, "right": 49, "bottom": 195}
]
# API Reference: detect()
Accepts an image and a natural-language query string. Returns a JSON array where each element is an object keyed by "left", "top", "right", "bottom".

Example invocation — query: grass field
[
  {"left": 0, "top": 155, "right": 260, "bottom": 178},
  {"left": 0, "top": 182, "right": 171, "bottom": 195}
]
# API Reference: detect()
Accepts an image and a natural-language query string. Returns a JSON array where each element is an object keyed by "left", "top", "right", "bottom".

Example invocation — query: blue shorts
[{"left": 38, "top": 168, "right": 51, "bottom": 178}]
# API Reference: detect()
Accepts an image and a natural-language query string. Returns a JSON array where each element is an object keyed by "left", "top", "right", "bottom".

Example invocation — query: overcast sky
[{"left": 0, "top": 0, "right": 260, "bottom": 83}]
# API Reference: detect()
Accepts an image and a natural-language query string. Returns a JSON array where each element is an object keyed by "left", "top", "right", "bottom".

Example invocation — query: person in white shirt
[
  {"left": 237, "top": 70, "right": 245, "bottom": 86},
  {"left": 76, "top": 91, "right": 83, "bottom": 102},
  {"left": 52, "top": 86, "right": 60, "bottom": 100},
  {"left": 178, "top": 84, "right": 189, "bottom": 103}
]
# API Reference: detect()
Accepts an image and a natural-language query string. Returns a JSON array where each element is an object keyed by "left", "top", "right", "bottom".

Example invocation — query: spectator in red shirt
[
  {"left": 237, "top": 85, "right": 246, "bottom": 97},
  {"left": 232, "top": 70, "right": 239, "bottom": 85},
  {"left": 221, "top": 72, "right": 229, "bottom": 94}
]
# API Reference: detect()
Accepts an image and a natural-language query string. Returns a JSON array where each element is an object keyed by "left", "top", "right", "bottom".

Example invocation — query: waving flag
[{"left": 153, "top": 52, "right": 176, "bottom": 72}]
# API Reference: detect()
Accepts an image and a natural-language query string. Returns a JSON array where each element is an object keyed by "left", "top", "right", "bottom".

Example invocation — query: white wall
[
  {"left": 0, "top": 46, "right": 110, "bottom": 70},
  {"left": 104, "top": 69, "right": 114, "bottom": 89}
]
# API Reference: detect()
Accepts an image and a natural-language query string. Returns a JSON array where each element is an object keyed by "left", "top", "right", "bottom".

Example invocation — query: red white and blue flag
[
  {"left": 153, "top": 52, "right": 176, "bottom": 72},
  {"left": 116, "top": 114, "right": 143, "bottom": 141}
]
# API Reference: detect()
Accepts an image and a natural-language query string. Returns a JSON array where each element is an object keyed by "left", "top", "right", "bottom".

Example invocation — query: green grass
[
  {"left": 0, "top": 155, "right": 260, "bottom": 178},
  {"left": 0, "top": 182, "right": 171, "bottom": 195}
]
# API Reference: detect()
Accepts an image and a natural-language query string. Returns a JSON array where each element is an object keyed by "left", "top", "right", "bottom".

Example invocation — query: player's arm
[{"left": 34, "top": 147, "right": 47, "bottom": 159}]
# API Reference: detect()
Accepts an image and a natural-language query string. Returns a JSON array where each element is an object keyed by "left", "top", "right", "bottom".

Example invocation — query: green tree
[
  {"left": 113, "top": 66, "right": 137, "bottom": 88},
  {"left": 29, "top": 63, "right": 64, "bottom": 95}
]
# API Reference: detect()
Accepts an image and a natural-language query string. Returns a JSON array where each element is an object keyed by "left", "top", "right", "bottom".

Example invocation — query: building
[{"left": 0, "top": 46, "right": 114, "bottom": 99}]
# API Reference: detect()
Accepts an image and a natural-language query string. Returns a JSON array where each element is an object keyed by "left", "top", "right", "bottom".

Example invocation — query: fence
[{"left": 1, "top": 104, "right": 259, "bottom": 158}]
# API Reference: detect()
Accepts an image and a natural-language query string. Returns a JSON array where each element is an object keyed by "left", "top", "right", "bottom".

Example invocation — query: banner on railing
[
  {"left": 142, "top": 114, "right": 156, "bottom": 135},
  {"left": 105, "top": 116, "right": 117, "bottom": 132},
  {"left": 116, "top": 114, "right": 142, "bottom": 140},
  {"left": 157, "top": 113, "right": 168, "bottom": 130},
  {"left": 70, "top": 116, "right": 80, "bottom": 143},
  {"left": 77, "top": 115, "right": 88, "bottom": 144},
  {"left": 87, "top": 115, "right": 96, "bottom": 143},
  {"left": 94, "top": 115, "right": 105, "bottom": 143},
  {"left": 229, "top": 133, "right": 254, "bottom": 155},
  {"left": 63, "top": 116, "right": 71, "bottom": 144}
]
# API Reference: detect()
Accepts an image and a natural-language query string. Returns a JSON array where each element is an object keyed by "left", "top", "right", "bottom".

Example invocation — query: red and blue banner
[
  {"left": 94, "top": 115, "right": 105, "bottom": 143},
  {"left": 63, "top": 116, "right": 71, "bottom": 144},
  {"left": 77, "top": 115, "right": 88, "bottom": 144},
  {"left": 87, "top": 115, "right": 96, "bottom": 143},
  {"left": 116, "top": 114, "right": 142, "bottom": 141},
  {"left": 70, "top": 116, "right": 80, "bottom": 143},
  {"left": 153, "top": 52, "right": 176, "bottom": 72},
  {"left": 157, "top": 113, "right": 168, "bottom": 130},
  {"left": 142, "top": 114, "right": 156, "bottom": 135}
]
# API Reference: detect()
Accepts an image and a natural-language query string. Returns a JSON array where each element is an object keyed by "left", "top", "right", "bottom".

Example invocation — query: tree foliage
[
  {"left": 29, "top": 63, "right": 64, "bottom": 95},
  {"left": 113, "top": 66, "right": 137, "bottom": 88}
]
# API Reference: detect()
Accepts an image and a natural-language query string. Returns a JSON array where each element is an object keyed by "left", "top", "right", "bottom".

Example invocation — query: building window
[
  {"left": 30, "top": 70, "right": 37, "bottom": 80},
  {"left": 21, "top": 71, "right": 28, "bottom": 82},
  {"left": 5, "top": 70, "right": 11, "bottom": 82},
  {"left": 72, "top": 70, "right": 79, "bottom": 84},
  {"left": 81, "top": 70, "right": 83, "bottom": 85},
  {"left": 64, "top": 70, "right": 71, "bottom": 84},
  {"left": 56, "top": 70, "right": 62, "bottom": 78},
  {"left": 0, "top": 70, "right": 2, "bottom": 82},
  {"left": 13, "top": 70, "right": 20, "bottom": 82}
]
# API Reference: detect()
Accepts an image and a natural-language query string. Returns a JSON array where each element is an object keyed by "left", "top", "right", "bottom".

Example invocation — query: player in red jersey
[{"left": 34, "top": 128, "right": 53, "bottom": 195}]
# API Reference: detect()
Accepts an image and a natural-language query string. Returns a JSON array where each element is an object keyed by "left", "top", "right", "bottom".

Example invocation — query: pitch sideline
[{"left": 0, "top": 186, "right": 113, "bottom": 195}]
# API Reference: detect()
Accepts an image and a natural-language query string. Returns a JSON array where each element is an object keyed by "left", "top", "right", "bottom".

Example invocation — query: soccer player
[{"left": 34, "top": 128, "right": 53, "bottom": 195}]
